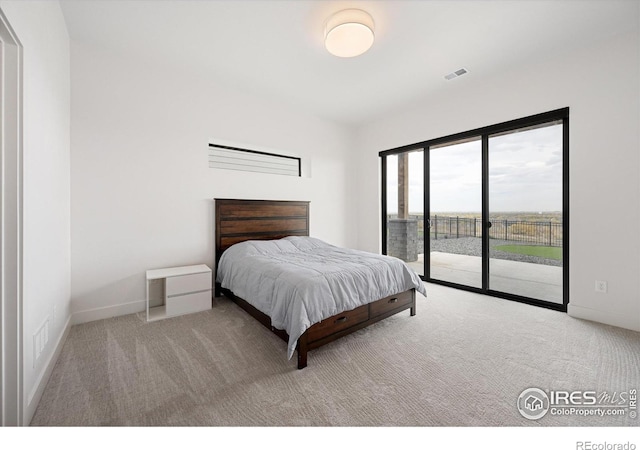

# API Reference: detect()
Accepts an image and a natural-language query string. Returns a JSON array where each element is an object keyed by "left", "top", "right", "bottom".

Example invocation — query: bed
[{"left": 214, "top": 198, "right": 426, "bottom": 369}]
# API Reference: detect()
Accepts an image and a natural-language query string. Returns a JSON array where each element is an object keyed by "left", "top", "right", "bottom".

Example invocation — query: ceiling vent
[{"left": 444, "top": 68, "right": 468, "bottom": 80}]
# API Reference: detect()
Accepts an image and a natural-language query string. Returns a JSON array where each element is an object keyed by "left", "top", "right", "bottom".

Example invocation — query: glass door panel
[
  {"left": 429, "top": 138, "right": 482, "bottom": 288},
  {"left": 488, "top": 122, "right": 564, "bottom": 303},
  {"left": 385, "top": 150, "right": 424, "bottom": 276}
]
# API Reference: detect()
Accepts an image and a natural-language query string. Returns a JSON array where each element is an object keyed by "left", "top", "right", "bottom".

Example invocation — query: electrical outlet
[
  {"left": 33, "top": 318, "right": 50, "bottom": 366},
  {"left": 595, "top": 280, "right": 608, "bottom": 293},
  {"left": 33, "top": 333, "right": 41, "bottom": 365}
]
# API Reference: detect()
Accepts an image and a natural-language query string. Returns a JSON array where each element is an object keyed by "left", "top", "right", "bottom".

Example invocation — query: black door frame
[{"left": 380, "top": 108, "right": 569, "bottom": 312}]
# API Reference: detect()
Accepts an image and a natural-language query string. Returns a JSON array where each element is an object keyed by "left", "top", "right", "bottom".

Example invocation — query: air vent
[{"left": 444, "top": 68, "right": 468, "bottom": 80}]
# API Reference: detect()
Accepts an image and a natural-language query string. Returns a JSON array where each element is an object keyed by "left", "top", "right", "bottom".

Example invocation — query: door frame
[
  {"left": 0, "top": 7, "right": 24, "bottom": 426},
  {"left": 381, "top": 108, "right": 569, "bottom": 312}
]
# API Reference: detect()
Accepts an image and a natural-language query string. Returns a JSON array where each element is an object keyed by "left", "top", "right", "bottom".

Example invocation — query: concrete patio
[{"left": 408, "top": 252, "right": 563, "bottom": 304}]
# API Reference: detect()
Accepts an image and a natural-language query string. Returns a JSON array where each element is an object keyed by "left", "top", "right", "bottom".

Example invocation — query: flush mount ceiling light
[{"left": 324, "top": 9, "right": 375, "bottom": 58}]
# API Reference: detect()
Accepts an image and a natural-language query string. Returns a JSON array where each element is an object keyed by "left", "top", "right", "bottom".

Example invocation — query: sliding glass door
[
  {"left": 381, "top": 108, "right": 568, "bottom": 311},
  {"left": 429, "top": 138, "right": 482, "bottom": 288},
  {"left": 487, "top": 122, "right": 564, "bottom": 304},
  {"left": 384, "top": 149, "right": 424, "bottom": 276}
]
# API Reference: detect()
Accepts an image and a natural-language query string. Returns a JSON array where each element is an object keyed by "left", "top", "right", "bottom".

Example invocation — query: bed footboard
[
  {"left": 297, "top": 289, "right": 416, "bottom": 369},
  {"left": 218, "top": 284, "right": 416, "bottom": 369}
]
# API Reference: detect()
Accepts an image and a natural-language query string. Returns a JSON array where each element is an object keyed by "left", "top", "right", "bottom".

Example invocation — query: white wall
[
  {"left": 354, "top": 29, "right": 640, "bottom": 332},
  {"left": 0, "top": 0, "right": 71, "bottom": 423},
  {"left": 70, "top": 42, "right": 356, "bottom": 322}
]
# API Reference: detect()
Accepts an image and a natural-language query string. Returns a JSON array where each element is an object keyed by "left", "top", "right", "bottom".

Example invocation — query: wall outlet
[
  {"left": 33, "top": 318, "right": 50, "bottom": 366},
  {"left": 595, "top": 280, "right": 608, "bottom": 293}
]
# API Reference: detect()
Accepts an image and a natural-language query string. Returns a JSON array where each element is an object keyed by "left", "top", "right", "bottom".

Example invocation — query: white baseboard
[
  {"left": 25, "top": 315, "right": 72, "bottom": 425},
  {"left": 568, "top": 304, "right": 640, "bottom": 333},
  {"left": 72, "top": 299, "right": 145, "bottom": 325},
  {"left": 24, "top": 300, "right": 146, "bottom": 424}
]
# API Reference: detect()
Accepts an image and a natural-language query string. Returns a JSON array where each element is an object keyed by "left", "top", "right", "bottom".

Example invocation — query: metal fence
[
  {"left": 389, "top": 214, "right": 563, "bottom": 247},
  {"left": 430, "top": 215, "right": 563, "bottom": 247}
]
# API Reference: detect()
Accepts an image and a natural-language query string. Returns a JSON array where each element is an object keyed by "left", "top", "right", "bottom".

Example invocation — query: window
[{"left": 208, "top": 143, "right": 301, "bottom": 177}]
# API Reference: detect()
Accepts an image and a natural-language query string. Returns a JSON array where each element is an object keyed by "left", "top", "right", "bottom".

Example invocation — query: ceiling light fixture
[{"left": 324, "top": 9, "right": 375, "bottom": 58}]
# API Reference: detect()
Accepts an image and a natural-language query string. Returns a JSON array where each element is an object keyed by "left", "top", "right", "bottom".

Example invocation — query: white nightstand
[{"left": 146, "top": 264, "right": 212, "bottom": 322}]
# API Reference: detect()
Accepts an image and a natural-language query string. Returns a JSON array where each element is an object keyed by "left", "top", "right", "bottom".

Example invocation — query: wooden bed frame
[{"left": 214, "top": 198, "right": 416, "bottom": 369}]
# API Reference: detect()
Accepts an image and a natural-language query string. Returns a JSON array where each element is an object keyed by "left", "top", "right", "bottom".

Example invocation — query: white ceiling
[{"left": 59, "top": 0, "right": 638, "bottom": 126}]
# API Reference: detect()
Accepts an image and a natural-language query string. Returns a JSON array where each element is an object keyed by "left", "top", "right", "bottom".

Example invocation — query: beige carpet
[{"left": 30, "top": 283, "right": 639, "bottom": 427}]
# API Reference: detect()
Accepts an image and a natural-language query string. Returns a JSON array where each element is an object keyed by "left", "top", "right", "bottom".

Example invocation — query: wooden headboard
[{"left": 214, "top": 199, "right": 310, "bottom": 269}]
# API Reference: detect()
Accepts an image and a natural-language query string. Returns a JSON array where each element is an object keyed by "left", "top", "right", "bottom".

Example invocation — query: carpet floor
[{"left": 30, "top": 283, "right": 639, "bottom": 427}]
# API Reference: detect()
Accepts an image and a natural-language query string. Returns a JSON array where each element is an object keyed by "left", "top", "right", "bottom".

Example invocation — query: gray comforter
[{"left": 216, "top": 236, "right": 427, "bottom": 359}]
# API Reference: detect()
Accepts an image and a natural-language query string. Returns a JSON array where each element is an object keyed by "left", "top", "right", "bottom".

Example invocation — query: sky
[{"left": 386, "top": 123, "right": 563, "bottom": 214}]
